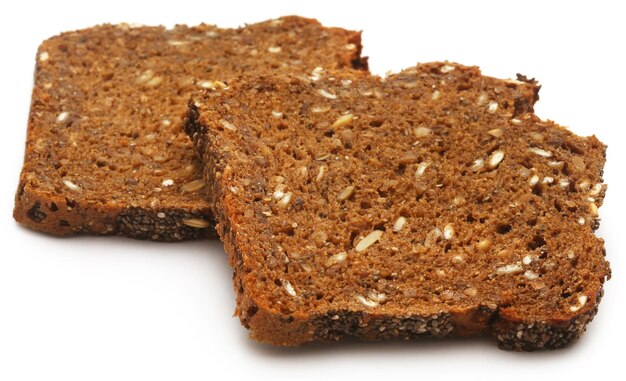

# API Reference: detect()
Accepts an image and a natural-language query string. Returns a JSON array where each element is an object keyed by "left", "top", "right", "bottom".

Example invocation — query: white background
[{"left": 0, "top": 1, "right": 624, "bottom": 380}]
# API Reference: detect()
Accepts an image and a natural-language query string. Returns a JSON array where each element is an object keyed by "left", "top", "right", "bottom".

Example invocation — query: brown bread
[
  {"left": 14, "top": 16, "right": 367, "bottom": 241},
  {"left": 185, "top": 63, "right": 609, "bottom": 350}
]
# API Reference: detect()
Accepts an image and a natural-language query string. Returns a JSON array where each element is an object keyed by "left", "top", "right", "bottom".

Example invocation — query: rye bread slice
[
  {"left": 14, "top": 16, "right": 367, "bottom": 241},
  {"left": 185, "top": 63, "right": 609, "bottom": 350}
]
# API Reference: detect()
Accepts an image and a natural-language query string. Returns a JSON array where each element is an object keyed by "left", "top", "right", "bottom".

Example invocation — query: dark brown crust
[
  {"left": 13, "top": 179, "right": 213, "bottom": 241},
  {"left": 244, "top": 292, "right": 601, "bottom": 350},
  {"left": 14, "top": 17, "right": 367, "bottom": 241},
  {"left": 186, "top": 63, "right": 609, "bottom": 350}
]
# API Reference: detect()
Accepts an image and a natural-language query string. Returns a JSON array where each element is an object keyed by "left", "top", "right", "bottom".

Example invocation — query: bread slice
[
  {"left": 185, "top": 63, "right": 609, "bottom": 350},
  {"left": 14, "top": 16, "right": 367, "bottom": 241}
]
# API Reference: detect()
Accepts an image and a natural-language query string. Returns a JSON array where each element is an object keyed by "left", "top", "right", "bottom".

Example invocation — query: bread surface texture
[
  {"left": 14, "top": 16, "right": 366, "bottom": 241},
  {"left": 185, "top": 63, "right": 609, "bottom": 350}
]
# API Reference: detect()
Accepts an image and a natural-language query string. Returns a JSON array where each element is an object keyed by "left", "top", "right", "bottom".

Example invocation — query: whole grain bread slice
[
  {"left": 14, "top": 16, "right": 367, "bottom": 241},
  {"left": 185, "top": 63, "right": 609, "bottom": 350}
]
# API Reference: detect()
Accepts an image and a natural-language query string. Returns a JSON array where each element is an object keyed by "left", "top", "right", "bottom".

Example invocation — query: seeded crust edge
[
  {"left": 13, "top": 184, "right": 215, "bottom": 241},
  {"left": 13, "top": 19, "right": 367, "bottom": 241},
  {"left": 184, "top": 70, "right": 606, "bottom": 350}
]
